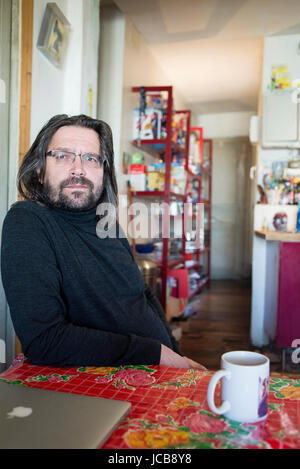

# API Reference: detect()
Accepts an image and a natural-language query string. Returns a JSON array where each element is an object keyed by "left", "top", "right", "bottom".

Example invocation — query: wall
[
  {"left": 30, "top": 0, "right": 100, "bottom": 143},
  {"left": 192, "top": 111, "right": 254, "bottom": 140},
  {"left": 97, "top": 5, "right": 189, "bottom": 238},
  {"left": 80, "top": 0, "right": 100, "bottom": 117},
  {"left": 98, "top": 3, "right": 126, "bottom": 193},
  {"left": 262, "top": 34, "right": 300, "bottom": 93},
  {"left": 190, "top": 110, "right": 254, "bottom": 279},
  {"left": 120, "top": 15, "right": 188, "bottom": 195}
]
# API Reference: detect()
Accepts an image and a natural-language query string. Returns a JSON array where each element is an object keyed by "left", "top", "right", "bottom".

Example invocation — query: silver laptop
[{"left": 0, "top": 381, "right": 131, "bottom": 449}]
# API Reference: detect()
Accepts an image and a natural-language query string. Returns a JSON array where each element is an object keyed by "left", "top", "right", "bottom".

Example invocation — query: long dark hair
[{"left": 17, "top": 114, "right": 118, "bottom": 207}]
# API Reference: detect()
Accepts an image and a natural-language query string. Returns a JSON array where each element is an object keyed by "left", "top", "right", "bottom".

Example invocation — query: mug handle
[{"left": 207, "top": 370, "right": 231, "bottom": 415}]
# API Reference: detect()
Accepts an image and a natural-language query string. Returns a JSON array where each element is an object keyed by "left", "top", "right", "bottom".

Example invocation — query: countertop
[{"left": 255, "top": 230, "right": 300, "bottom": 242}]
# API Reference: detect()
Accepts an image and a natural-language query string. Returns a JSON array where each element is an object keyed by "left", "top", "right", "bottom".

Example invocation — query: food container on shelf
[
  {"left": 133, "top": 108, "right": 162, "bottom": 140},
  {"left": 136, "top": 258, "right": 159, "bottom": 295}
]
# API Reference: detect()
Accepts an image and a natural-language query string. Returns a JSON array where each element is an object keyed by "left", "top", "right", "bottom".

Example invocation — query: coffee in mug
[{"left": 207, "top": 351, "right": 269, "bottom": 423}]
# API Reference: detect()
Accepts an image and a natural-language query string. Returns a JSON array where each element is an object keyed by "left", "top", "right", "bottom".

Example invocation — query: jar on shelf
[{"left": 147, "top": 163, "right": 165, "bottom": 191}]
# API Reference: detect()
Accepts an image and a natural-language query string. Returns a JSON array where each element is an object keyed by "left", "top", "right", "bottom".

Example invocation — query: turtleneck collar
[
  {"left": 38, "top": 194, "right": 98, "bottom": 227},
  {"left": 51, "top": 205, "right": 98, "bottom": 226}
]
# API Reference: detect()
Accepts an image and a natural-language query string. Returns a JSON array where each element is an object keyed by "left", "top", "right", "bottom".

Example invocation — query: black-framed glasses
[{"left": 46, "top": 150, "right": 105, "bottom": 169}]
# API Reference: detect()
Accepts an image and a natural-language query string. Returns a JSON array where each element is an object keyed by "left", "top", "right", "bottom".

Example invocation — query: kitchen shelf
[
  {"left": 155, "top": 256, "right": 185, "bottom": 269},
  {"left": 132, "top": 138, "right": 185, "bottom": 152},
  {"left": 200, "top": 199, "right": 210, "bottom": 206},
  {"left": 187, "top": 169, "right": 201, "bottom": 180},
  {"left": 186, "top": 129, "right": 213, "bottom": 293},
  {"left": 130, "top": 89, "right": 212, "bottom": 313},
  {"left": 189, "top": 276, "right": 209, "bottom": 299},
  {"left": 131, "top": 86, "right": 191, "bottom": 311},
  {"left": 131, "top": 191, "right": 186, "bottom": 200}
]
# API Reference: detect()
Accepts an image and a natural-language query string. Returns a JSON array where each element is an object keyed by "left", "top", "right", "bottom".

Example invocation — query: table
[{"left": 1, "top": 355, "right": 300, "bottom": 449}]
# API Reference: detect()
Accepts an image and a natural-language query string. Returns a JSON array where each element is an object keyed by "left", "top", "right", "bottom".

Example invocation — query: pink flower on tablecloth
[
  {"left": 113, "top": 369, "right": 131, "bottom": 379},
  {"left": 184, "top": 412, "right": 227, "bottom": 434},
  {"left": 114, "top": 369, "right": 155, "bottom": 387},
  {"left": 125, "top": 371, "right": 155, "bottom": 387}
]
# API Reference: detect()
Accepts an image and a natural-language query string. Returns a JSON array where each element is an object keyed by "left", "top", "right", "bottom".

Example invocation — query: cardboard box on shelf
[
  {"left": 147, "top": 163, "right": 165, "bottom": 191},
  {"left": 133, "top": 108, "right": 162, "bottom": 140},
  {"left": 171, "top": 164, "right": 186, "bottom": 195},
  {"left": 129, "top": 164, "right": 146, "bottom": 191},
  {"left": 166, "top": 296, "right": 188, "bottom": 322}
]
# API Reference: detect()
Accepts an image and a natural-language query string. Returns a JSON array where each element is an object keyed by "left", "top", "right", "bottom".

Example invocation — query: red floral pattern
[
  {"left": 113, "top": 369, "right": 155, "bottom": 387},
  {"left": 184, "top": 412, "right": 227, "bottom": 434}
]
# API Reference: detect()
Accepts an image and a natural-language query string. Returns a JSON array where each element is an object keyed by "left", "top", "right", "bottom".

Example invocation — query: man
[{"left": 1, "top": 114, "right": 204, "bottom": 370}]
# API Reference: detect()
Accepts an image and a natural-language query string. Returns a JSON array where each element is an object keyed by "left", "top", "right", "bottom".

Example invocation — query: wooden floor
[{"left": 178, "top": 279, "right": 299, "bottom": 377}]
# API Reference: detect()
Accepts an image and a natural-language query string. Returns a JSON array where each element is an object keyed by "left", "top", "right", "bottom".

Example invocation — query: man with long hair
[{"left": 1, "top": 114, "right": 204, "bottom": 369}]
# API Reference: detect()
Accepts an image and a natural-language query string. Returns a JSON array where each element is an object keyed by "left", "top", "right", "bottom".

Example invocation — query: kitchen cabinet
[
  {"left": 276, "top": 241, "right": 300, "bottom": 348},
  {"left": 251, "top": 230, "right": 300, "bottom": 353},
  {"left": 262, "top": 90, "right": 300, "bottom": 147}
]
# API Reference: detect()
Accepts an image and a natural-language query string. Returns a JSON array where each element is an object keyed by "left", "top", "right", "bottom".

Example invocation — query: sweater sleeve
[{"left": 1, "top": 207, "right": 162, "bottom": 367}]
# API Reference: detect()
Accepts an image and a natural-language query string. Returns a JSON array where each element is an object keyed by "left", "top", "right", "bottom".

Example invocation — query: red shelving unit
[
  {"left": 131, "top": 86, "right": 191, "bottom": 311},
  {"left": 185, "top": 129, "right": 212, "bottom": 297}
]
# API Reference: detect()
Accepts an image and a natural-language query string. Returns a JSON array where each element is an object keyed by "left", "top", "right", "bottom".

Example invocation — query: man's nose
[{"left": 69, "top": 155, "right": 86, "bottom": 176}]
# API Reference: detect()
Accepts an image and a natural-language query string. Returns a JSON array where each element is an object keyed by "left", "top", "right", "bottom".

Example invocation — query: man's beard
[{"left": 43, "top": 176, "right": 103, "bottom": 212}]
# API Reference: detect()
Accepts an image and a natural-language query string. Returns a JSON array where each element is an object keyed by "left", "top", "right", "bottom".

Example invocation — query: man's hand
[
  {"left": 160, "top": 344, "right": 206, "bottom": 370},
  {"left": 183, "top": 356, "right": 207, "bottom": 370}
]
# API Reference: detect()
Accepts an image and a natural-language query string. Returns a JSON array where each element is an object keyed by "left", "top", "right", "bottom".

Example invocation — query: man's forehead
[
  {"left": 51, "top": 125, "right": 98, "bottom": 139},
  {"left": 49, "top": 125, "right": 100, "bottom": 149}
]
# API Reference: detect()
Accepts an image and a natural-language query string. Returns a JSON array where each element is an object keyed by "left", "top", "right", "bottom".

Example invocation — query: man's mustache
[{"left": 60, "top": 177, "right": 94, "bottom": 190}]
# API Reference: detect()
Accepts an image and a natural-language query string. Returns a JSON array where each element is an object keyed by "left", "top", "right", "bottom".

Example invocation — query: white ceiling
[{"left": 113, "top": 0, "right": 300, "bottom": 114}]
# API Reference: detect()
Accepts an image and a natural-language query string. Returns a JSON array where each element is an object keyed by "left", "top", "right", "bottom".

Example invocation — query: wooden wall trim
[
  {"left": 19, "top": 0, "right": 33, "bottom": 166},
  {"left": 15, "top": 0, "right": 33, "bottom": 357}
]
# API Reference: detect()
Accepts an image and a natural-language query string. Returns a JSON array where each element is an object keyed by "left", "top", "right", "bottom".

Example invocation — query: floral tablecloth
[{"left": 1, "top": 355, "right": 300, "bottom": 449}]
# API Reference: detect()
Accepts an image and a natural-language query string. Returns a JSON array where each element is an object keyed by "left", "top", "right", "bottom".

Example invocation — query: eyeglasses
[{"left": 46, "top": 150, "right": 105, "bottom": 169}]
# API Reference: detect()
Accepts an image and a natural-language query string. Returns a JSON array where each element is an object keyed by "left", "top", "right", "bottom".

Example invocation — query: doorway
[
  {"left": 211, "top": 137, "right": 253, "bottom": 280},
  {"left": 0, "top": 0, "right": 21, "bottom": 371}
]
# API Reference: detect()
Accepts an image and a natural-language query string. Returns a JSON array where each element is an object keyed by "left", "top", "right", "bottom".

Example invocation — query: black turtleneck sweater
[{"left": 1, "top": 200, "right": 180, "bottom": 367}]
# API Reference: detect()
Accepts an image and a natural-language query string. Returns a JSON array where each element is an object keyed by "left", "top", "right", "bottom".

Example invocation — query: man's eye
[
  {"left": 86, "top": 155, "right": 98, "bottom": 163},
  {"left": 56, "top": 153, "right": 68, "bottom": 160}
]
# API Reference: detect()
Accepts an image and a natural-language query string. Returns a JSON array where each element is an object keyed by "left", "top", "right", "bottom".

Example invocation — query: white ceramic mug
[{"left": 207, "top": 351, "right": 269, "bottom": 423}]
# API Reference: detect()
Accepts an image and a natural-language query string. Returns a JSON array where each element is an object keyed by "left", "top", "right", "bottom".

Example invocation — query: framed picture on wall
[{"left": 37, "top": 3, "right": 70, "bottom": 68}]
